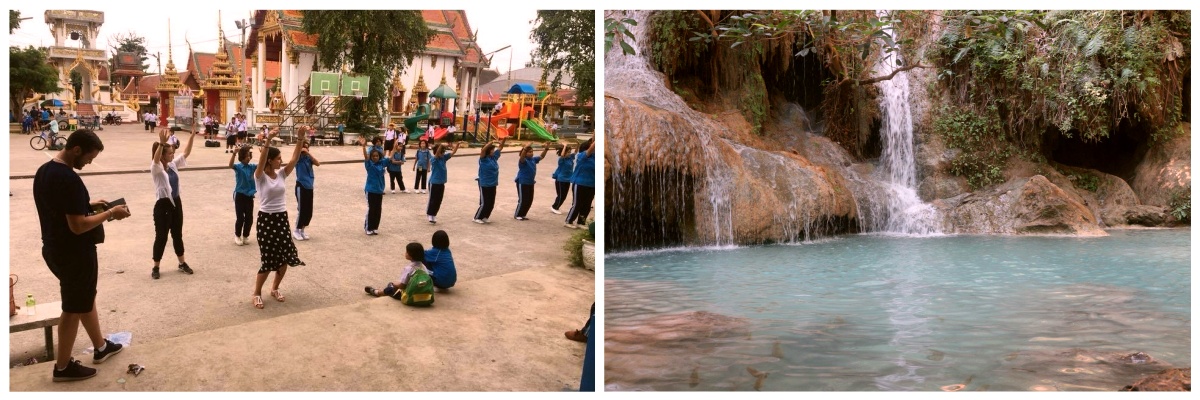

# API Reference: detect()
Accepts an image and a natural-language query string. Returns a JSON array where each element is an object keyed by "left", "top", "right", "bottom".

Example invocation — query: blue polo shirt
[
  {"left": 364, "top": 159, "right": 390, "bottom": 194},
  {"left": 430, "top": 152, "right": 453, "bottom": 185},
  {"left": 571, "top": 152, "right": 595, "bottom": 187},
  {"left": 295, "top": 154, "right": 315, "bottom": 189},
  {"left": 423, "top": 247, "right": 456, "bottom": 289},
  {"left": 415, "top": 149, "right": 431, "bottom": 171},
  {"left": 552, "top": 155, "right": 574, "bottom": 182},
  {"left": 387, "top": 152, "right": 406, "bottom": 172},
  {"left": 476, "top": 150, "right": 502, "bottom": 187},
  {"left": 232, "top": 163, "right": 257, "bottom": 196},
  {"left": 515, "top": 156, "right": 542, "bottom": 185}
]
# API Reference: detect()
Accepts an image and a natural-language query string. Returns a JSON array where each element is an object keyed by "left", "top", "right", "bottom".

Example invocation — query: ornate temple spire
[
  {"left": 203, "top": 12, "right": 241, "bottom": 91},
  {"left": 156, "top": 18, "right": 184, "bottom": 91}
]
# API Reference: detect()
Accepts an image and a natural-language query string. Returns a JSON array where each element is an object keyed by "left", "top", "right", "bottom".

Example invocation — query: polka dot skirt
[{"left": 256, "top": 211, "right": 305, "bottom": 272}]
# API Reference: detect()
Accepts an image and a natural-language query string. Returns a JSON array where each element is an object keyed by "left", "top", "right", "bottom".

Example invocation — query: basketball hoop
[
  {"left": 321, "top": 89, "right": 333, "bottom": 97},
  {"left": 352, "top": 90, "right": 363, "bottom": 101}
]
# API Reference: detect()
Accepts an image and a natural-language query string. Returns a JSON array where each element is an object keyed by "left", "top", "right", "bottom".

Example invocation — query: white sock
[{"left": 97, "top": 342, "right": 107, "bottom": 352}]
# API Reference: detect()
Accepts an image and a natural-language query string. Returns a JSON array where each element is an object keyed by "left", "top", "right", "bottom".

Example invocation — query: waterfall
[
  {"left": 605, "top": 11, "right": 737, "bottom": 248},
  {"left": 866, "top": 12, "right": 941, "bottom": 235}
]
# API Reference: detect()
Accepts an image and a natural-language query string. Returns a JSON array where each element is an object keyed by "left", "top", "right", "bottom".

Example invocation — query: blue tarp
[{"left": 506, "top": 83, "right": 537, "bottom": 95}]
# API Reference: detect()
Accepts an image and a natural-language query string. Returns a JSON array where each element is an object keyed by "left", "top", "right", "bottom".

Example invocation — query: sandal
[
  {"left": 564, "top": 329, "right": 587, "bottom": 343},
  {"left": 364, "top": 286, "right": 378, "bottom": 296},
  {"left": 270, "top": 289, "right": 286, "bottom": 302},
  {"left": 252, "top": 295, "right": 264, "bottom": 309}
]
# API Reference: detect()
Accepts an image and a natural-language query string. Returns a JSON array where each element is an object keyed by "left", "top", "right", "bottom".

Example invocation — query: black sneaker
[
  {"left": 52, "top": 358, "right": 97, "bottom": 382},
  {"left": 92, "top": 339, "right": 124, "bottom": 364},
  {"left": 178, "top": 263, "right": 194, "bottom": 274},
  {"left": 364, "top": 286, "right": 377, "bottom": 296},
  {"left": 151, "top": 267, "right": 160, "bottom": 279}
]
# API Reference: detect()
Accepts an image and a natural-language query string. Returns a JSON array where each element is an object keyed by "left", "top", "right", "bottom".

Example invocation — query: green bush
[
  {"left": 563, "top": 222, "right": 595, "bottom": 268},
  {"left": 1169, "top": 186, "right": 1190, "bottom": 223},
  {"left": 934, "top": 105, "right": 1011, "bottom": 190}
]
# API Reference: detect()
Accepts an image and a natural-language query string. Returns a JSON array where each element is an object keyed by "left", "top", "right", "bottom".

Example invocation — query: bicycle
[{"left": 30, "top": 129, "right": 66, "bottom": 151}]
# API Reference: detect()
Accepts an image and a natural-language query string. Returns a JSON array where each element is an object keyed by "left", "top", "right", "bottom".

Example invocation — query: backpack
[{"left": 399, "top": 269, "right": 435, "bottom": 306}]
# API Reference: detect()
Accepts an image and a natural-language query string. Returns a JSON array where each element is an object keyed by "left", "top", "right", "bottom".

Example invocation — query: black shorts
[
  {"left": 237, "top": 131, "right": 247, "bottom": 140},
  {"left": 227, "top": 134, "right": 237, "bottom": 145},
  {"left": 42, "top": 246, "right": 99, "bottom": 313}
]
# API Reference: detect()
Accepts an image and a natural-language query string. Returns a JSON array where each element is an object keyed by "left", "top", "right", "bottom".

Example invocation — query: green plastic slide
[
  {"left": 521, "top": 119, "right": 556, "bottom": 141},
  {"left": 405, "top": 104, "right": 430, "bottom": 141}
]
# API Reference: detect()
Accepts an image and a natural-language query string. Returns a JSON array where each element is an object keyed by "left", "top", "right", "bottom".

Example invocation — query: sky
[{"left": 9, "top": 8, "right": 541, "bottom": 76}]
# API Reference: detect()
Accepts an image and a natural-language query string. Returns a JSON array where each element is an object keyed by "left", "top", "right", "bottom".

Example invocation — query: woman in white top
[
  {"left": 150, "top": 129, "right": 198, "bottom": 279},
  {"left": 251, "top": 128, "right": 307, "bottom": 309}
]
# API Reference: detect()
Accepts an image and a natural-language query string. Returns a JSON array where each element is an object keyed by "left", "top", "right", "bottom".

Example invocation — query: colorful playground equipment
[
  {"left": 404, "top": 103, "right": 431, "bottom": 141},
  {"left": 467, "top": 83, "right": 558, "bottom": 142}
]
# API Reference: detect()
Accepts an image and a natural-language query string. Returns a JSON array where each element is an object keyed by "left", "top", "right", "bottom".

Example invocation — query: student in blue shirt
[
  {"left": 423, "top": 230, "right": 456, "bottom": 290},
  {"left": 425, "top": 141, "right": 462, "bottom": 224},
  {"left": 292, "top": 132, "right": 320, "bottom": 241},
  {"left": 360, "top": 136, "right": 393, "bottom": 235},
  {"left": 413, "top": 140, "right": 431, "bottom": 194},
  {"left": 550, "top": 144, "right": 575, "bottom": 214},
  {"left": 387, "top": 143, "right": 407, "bottom": 194},
  {"left": 229, "top": 144, "right": 256, "bottom": 245},
  {"left": 565, "top": 138, "right": 596, "bottom": 229},
  {"left": 473, "top": 137, "right": 507, "bottom": 224},
  {"left": 513, "top": 143, "right": 550, "bottom": 220}
]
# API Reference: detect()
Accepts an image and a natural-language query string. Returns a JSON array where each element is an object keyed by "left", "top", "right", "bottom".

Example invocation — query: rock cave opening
[{"left": 1043, "top": 117, "right": 1152, "bottom": 180}]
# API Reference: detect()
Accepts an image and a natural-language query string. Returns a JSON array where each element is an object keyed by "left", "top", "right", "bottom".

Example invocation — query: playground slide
[
  {"left": 405, "top": 106, "right": 430, "bottom": 141},
  {"left": 430, "top": 126, "right": 450, "bottom": 141},
  {"left": 521, "top": 119, "right": 556, "bottom": 141},
  {"left": 484, "top": 102, "right": 523, "bottom": 139}
]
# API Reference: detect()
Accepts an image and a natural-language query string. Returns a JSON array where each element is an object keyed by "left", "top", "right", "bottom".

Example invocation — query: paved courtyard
[{"left": 7, "top": 124, "right": 596, "bottom": 390}]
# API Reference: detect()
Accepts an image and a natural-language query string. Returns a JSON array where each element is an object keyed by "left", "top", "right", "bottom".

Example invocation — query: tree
[
  {"left": 531, "top": 10, "right": 596, "bottom": 108},
  {"left": 301, "top": 10, "right": 434, "bottom": 133},
  {"left": 10, "top": 10, "right": 22, "bottom": 34},
  {"left": 9, "top": 46, "right": 60, "bottom": 118},
  {"left": 70, "top": 70, "right": 83, "bottom": 101},
  {"left": 108, "top": 31, "right": 150, "bottom": 87}
]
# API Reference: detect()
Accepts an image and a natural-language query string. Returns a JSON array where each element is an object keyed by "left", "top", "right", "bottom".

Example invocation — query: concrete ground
[{"left": 7, "top": 124, "right": 596, "bottom": 391}]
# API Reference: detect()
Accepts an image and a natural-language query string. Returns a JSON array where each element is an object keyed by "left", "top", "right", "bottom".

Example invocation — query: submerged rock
[
  {"left": 942, "top": 175, "right": 1106, "bottom": 236},
  {"left": 1122, "top": 367, "right": 1191, "bottom": 391}
]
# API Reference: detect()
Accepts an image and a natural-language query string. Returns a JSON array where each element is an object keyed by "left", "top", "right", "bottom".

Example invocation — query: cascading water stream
[{"left": 868, "top": 13, "right": 941, "bottom": 236}]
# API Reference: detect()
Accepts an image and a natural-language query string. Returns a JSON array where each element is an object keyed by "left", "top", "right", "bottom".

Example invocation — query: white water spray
[{"left": 868, "top": 12, "right": 941, "bottom": 235}]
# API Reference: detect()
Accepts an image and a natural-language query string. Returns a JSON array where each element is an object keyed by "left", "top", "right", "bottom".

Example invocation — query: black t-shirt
[{"left": 34, "top": 160, "right": 100, "bottom": 249}]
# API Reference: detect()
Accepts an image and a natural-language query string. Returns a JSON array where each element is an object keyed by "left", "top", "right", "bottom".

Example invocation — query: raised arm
[
  {"left": 182, "top": 129, "right": 198, "bottom": 158},
  {"left": 539, "top": 144, "right": 551, "bottom": 159},
  {"left": 450, "top": 141, "right": 462, "bottom": 156},
  {"left": 153, "top": 129, "right": 168, "bottom": 161},
  {"left": 228, "top": 144, "right": 238, "bottom": 168},
  {"left": 585, "top": 139, "right": 596, "bottom": 156},
  {"left": 283, "top": 128, "right": 306, "bottom": 177},
  {"left": 255, "top": 131, "right": 271, "bottom": 179},
  {"left": 359, "top": 136, "right": 370, "bottom": 160}
]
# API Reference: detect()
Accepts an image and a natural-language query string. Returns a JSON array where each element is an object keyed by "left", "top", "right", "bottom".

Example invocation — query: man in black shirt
[{"left": 33, "top": 129, "right": 132, "bottom": 382}]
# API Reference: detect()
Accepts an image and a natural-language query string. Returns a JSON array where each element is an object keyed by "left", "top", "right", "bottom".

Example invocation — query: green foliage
[
  {"left": 646, "top": 11, "right": 708, "bottom": 78},
  {"left": 604, "top": 12, "right": 638, "bottom": 55},
  {"left": 563, "top": 223, "right": 594, "bottom": 268},
  {"left": 934, "top": 105, "right": 1011, "bottom": 190},
  {"left": 1066, "top": 172, "right": 1101, "bottom": 192},
  {"left": 531, "top": 10, "right": 596, "bottom": 109},
  {"left": 9, "top": 46, "right": 60, "bottom": 119},
  {"left": 1169, "top": 186, "right": 1190, "bottom": 223},
  {"left": 739, "top": 73, "right": 768, "bottom": 135},
  {"left": 931, "top": 10, "right": 1189, "bottom": 151},
  {"left": 302, "top": 11, "right": 433, "bottom": 133},
  {"left": 10, "top": 10, "right": 21, "bottom": 34}
]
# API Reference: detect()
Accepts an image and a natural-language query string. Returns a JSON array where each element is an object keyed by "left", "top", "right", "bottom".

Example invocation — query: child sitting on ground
[
  {"left": 424, "top": 230, "right": 456, "bottom": 290},
  {"left": 365, "top": 242, "right": 430, "bottom": 301}
]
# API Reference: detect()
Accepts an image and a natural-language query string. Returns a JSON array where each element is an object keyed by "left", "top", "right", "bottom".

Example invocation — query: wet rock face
[
  {"left": 942, "top": 175, "right": 1106, "bottom": 236},
  {"left": 1130, "top": 128, "right": 1191, "bottom": 207},
  {"left": 1122, "top": 367, "right": 1191, "bottom": 391}
]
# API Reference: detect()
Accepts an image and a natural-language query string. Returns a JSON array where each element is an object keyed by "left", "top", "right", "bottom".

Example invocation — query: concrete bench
[{"left": 10, "top": 301, "right": 63, "bottom": 360}]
